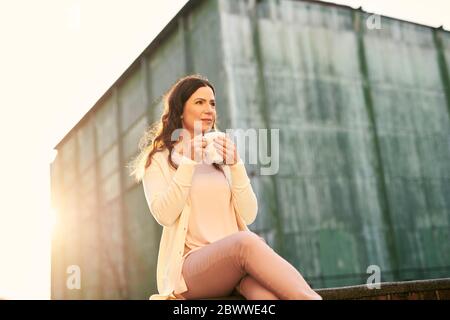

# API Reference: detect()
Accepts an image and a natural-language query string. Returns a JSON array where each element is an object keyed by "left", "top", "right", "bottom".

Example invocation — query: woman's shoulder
[
  {"left": 143, "top": 149, "right": 169, "bottom": 178},
  {"left": 150, "top": 148, "right": 169, "bottom": 165}
]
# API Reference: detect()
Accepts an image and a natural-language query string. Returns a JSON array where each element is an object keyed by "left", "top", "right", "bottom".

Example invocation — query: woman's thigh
[{"left": 179, "top": 231, "right": 263, "bottom": 299}]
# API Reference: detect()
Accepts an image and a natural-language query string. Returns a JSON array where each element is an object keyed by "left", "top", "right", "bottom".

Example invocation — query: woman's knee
[
  {"left": 234, "top": 231, "right": 262, "bottom": 251},
  {"left": 225, "top": 231, "right": 266, "bottom": 266}
]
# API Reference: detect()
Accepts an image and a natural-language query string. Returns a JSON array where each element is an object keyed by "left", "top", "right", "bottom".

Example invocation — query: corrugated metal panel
[
  {"left": 77, "top": 117, "right": 96, "bottom": 173},
  {"left": 359, "top": 11, "right": 450, "bottom": 283},
  {"left": 124, "top": 185, "right": 161, "bottom": 299},
  {"left": 98, "top": 198, "right": 127, "bottom": 299},
  {"left": 118, "top": 68, "right": 147, "bottom": 133},
  {"left": 95, "top": 97, "right": 118, "bottom": 155},
  {"left": 122, "top": 116, "right": 148, "bottom": 163}
]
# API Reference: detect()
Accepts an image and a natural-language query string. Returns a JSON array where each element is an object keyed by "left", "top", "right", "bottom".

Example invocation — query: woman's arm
[
  {"left": 228, "top": 159, "right": 258, "bottom": 225},
  {"left": 142, "top": 154, "right": 198, "bottom": 227}
]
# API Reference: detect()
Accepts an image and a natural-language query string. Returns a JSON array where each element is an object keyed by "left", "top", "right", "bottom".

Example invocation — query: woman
[{"left": 129, "top": 74, "right": 322, "bottom": 300}]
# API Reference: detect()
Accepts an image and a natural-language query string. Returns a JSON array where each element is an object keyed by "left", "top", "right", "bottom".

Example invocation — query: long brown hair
[{"left": 128, "top": 74, "right": 224, "bottom": 183}]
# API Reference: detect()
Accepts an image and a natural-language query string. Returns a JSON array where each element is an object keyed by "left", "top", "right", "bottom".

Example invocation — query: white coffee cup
[{"left": 203, "top": 131, "right": 227, "bottom": 164}]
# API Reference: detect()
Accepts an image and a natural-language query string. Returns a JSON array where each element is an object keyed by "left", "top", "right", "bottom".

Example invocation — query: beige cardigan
[{"left": 142, "top": 148, "right": 258, "bottom": 300}]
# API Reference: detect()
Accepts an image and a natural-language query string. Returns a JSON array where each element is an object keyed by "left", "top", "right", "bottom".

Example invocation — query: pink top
[{"left": 173, "top": 162, "right": 239, "bottom": 294}]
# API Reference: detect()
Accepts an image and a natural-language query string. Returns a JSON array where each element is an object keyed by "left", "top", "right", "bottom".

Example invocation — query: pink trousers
[{"left": 174, "top": 231, "right": 322, "bottom": 300}]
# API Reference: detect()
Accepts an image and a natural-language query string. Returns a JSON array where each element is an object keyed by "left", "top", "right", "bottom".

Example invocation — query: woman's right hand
[{"left": 177, "top": 134, "right": 207, "bottom": 162}]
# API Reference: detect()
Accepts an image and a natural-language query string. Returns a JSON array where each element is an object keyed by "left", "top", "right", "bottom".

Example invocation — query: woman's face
[{"left": 181, "top": 86, "right": 216, "bottom": 138}]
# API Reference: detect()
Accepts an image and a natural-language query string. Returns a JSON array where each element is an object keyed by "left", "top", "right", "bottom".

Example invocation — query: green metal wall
[{"left": 50, "top": 0, "right": 450, "bottom": 299}]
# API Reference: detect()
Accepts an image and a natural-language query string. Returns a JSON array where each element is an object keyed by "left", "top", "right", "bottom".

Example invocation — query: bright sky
[
  {"left": 0, "top": 0, "right": 449, "bottom": 300},
  {"left": 0, "top": 0, "right": 189, "bottom": 300}
]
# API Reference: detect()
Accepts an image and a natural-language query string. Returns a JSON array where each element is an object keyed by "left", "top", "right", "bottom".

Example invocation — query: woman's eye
[{"left": 195, "top": 100, "right": 215, "bottom": 107}]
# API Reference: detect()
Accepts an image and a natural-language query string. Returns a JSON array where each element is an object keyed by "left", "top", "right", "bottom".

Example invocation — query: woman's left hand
[{"left": 213, "top": 135, "right": 240, "bottom": 165}]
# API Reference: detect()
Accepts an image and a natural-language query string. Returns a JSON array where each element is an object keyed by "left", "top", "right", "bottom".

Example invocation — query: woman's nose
[{"left": 205, "top": 104, "right": 215, "bottom": 113}]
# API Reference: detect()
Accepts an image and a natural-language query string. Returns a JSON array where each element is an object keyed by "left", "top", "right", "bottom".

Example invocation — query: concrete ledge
[
  {"left": 315, "top": 278, "right": 450, "bottom": 300},
  {"left": 197, "top": 278, "right": 450, "bottom": 300}
]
